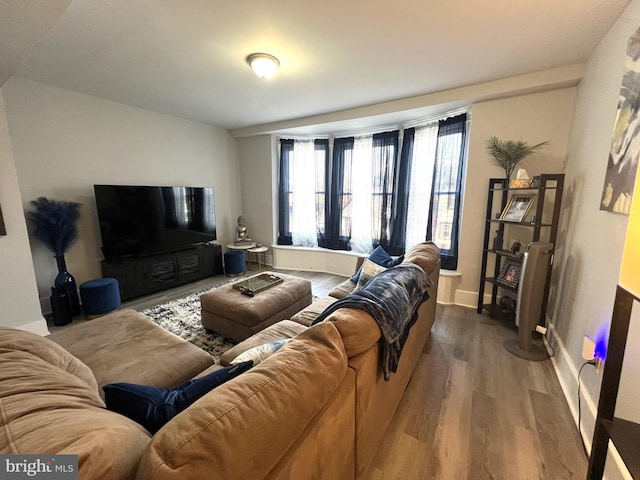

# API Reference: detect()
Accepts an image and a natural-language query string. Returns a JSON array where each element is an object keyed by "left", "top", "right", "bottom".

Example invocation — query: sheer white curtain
[
  {"left": 405, "top": 122, "right": 438, "bottom": 250},
  {"left": 350, "top": 135, "right": 374, "bottom": 254},
  {"left": 290, "top": 140, "right": 319, "bottom": 247}
]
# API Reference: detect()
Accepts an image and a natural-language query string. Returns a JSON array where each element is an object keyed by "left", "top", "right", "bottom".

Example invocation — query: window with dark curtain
[
  {"left": 278, "top": 112, "right": 468, "bottom": 269},
  {"left": 277, "top": 139, "right": 294, "bottom": 245},
  {"left": 320, "top": 137, "right": 353, "bottom": 250},
  {"left": 278, "top": 139, "right": 329, "bottom": 246},
  {"left": 371, "top": 131, "right": 399, "bottom": 251},
  {"left": 388, "top": 127, "right": 414, "bottom": 256},
  {"left": 314, "top": 139, "right": 329, "bottom": 243},
  {"left": 426, "top": 114, "right": 467, "bottom": 270}
]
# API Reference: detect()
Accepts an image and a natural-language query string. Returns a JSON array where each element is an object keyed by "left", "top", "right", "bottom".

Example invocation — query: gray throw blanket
[{"left": 312, "top": 262, "right": 433, "bottom": 380}]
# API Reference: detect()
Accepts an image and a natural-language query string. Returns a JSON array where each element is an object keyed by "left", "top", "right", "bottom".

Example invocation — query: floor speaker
[{"left": 504, "top": 241, "right": 554, "bottom": 361}]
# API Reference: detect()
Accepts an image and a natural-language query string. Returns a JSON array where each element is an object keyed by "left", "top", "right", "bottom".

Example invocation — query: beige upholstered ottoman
[{"left": 200, "top": 271, "right": 312, "bottom": 341}]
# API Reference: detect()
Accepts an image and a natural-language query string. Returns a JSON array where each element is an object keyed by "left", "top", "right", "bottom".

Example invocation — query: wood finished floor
[
  {"left": 367, "top": 304, "right": 587, "bottom": 480},
  {"left": 93, "top": 269, "right": 587, "bottom": 478}
]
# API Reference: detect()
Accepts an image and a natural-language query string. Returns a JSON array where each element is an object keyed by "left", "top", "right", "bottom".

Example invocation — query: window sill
[
  {"left": 272, "top": 244, "right": 364, "bottom": 256},
  {"left": 271, "top": 245, "right": 364, "bottom": 277}
]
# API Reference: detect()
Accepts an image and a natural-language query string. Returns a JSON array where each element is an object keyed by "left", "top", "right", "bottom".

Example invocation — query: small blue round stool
[
  {"left": 80, "top": 277, "right": 121, "bottom": 319},
  {"left": 224, "top": 250, "right": 246, "bottom": 277}
]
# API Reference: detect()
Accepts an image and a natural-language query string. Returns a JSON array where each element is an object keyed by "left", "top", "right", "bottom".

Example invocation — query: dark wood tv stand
[{"left": 101, "top": 243, "right": 223, "bottom": 301}]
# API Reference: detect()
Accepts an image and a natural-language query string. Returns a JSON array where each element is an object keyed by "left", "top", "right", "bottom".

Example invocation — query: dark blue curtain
[
  {"left": 387, "top": 127, "right": 414, "bottom": 256},
  {"left": 319, "top": 137, "right": 353, "bottom": 250},
  {"left": 371, "top": 131, "right": 400, "bottom": 252},
  {"left": 314, "top": 139, "right": 330, "bottom": 245},
  {"left": 277, "top": 139, "right": 294, "bottom": 245},
  {"left": 426, "top": 114, "right": 467, "bottom": 270}
]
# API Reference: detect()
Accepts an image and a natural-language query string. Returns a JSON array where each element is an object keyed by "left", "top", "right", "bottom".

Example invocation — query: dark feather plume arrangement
[{"left": 27, "top": 197, "right": 81, "bottom": 256}]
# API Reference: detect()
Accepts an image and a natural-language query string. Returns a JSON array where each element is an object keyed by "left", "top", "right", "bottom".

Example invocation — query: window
[
  {"left": 338, "top": 132, "right": 399, "bottom": 254},
  {"left": 277, "top": 139, "right": 328, "bottom": 246},
  {"left": 278, "top": 112, "right": 467, "bottom": 268},
  {"left": 426, "top": 115, "right": 467, "bottom": 269}
]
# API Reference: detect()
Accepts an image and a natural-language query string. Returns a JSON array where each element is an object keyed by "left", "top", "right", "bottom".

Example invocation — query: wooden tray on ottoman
[{"left": 232, "top": 273, "right": 283, "bottom": 294}]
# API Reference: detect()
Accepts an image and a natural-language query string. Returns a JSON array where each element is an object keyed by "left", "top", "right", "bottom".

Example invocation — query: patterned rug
[{"left": 143, "top": 279, "right": 238, "bottom": 361}]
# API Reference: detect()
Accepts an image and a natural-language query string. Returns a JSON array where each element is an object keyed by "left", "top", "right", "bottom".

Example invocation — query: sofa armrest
[
  {"left": 326, "top": 308, "right": 381, "bottom": 358},
  {"left": 403, "top": 241, "right": 441, "bottom": 278}
]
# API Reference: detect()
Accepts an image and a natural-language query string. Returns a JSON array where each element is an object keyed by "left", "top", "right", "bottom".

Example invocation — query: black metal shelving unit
[{"left": 476, "top": 174, "right": 564, "bottom": 324}]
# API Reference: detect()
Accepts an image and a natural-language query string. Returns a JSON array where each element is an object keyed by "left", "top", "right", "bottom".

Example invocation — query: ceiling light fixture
[{"left": 246, "top": 53, "right": 280, "bottom": 79}]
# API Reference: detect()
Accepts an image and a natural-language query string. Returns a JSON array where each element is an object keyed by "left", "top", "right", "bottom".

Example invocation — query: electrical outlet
[
  {"left": 536, "top": 325, "right": 547, "bottom": 335},
  {"left": 582, "top": 335, "right": 596, "bottom": 361}
]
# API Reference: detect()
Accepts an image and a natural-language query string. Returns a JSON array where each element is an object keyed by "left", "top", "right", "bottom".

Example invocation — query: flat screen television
[{"left": 94, "top": 185, "right": 216, "bottom": 259}]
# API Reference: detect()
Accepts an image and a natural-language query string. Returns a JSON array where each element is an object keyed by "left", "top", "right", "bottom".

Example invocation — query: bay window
[{"left": 278, "top": 112, "right": 468, "bottom": 269}]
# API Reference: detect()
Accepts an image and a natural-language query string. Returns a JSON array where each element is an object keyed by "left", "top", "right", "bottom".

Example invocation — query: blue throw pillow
[
  {"left": 351, "top": 246, "right": 404, "bottom": 283},
  {"left": 103, "top": 360, "right": 253, "bottom": 434}
]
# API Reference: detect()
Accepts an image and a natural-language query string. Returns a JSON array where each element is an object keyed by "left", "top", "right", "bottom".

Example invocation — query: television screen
[{"left": 94, "top": 185, "right": 216, "bottom": 259}]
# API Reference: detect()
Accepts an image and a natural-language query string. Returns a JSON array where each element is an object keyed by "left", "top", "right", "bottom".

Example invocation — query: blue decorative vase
[{"left": 54, "top": 255, "right": 81, "bottom": 316}]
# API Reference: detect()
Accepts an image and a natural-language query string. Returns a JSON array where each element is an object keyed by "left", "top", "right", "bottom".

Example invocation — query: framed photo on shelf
[
  {"left": 500, "top": 194, "right": 536, "bottom": 223},
  {"left": 496, "top": 260, "right": 522, "bottom": 288}
]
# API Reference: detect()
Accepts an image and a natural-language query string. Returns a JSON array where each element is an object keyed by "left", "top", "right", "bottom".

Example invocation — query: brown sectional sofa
[{"left": 0, "top": 242, "right": 440, "bottom": 480}]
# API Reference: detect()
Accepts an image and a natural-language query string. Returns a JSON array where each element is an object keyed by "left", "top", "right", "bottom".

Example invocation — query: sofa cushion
[
  {"left": 136, "top": 322, "right": 349, "bottom": 480},
  {"left": 48, "top": 309, "right": 215, "bottom": 395},
  {"left": 403, "top": 241, "right": 440, "bottom": 277},
  {"left": 326, "top": 308, "right": 381, "bottom": 358},
  {"left": 0, "top": 328, "right": 151, "bottom": 480},
  {"left": 350, "top": 245, "right": 403, "bottom": 283},
  {"left": 0, "top": 326, "right": 98, "bottom": 392},
  {"left": 354, "top": 258, "right": 388, "bottom": 291},
  {"left": 229, "top": 339, "right": 290, "bottom": 366},
  {"left": 103, "top": 361, "right": 254, "bottom": 434},
  {"left": 328, "top": 279, "right": 357, "bottom": 299},
  {"left": 290, "top": 296, "right": 338, "bottom": 326},
  {"left": 219, "top": 319, "right": 306, "bottom": 366}
]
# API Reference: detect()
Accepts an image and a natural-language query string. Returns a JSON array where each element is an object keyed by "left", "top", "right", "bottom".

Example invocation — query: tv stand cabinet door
[
  {"left": 177, "top": 250, "right": 202, "bottom": 282},
  {"left": 145, "top": 255, "right": 179, "bottom": 290}
]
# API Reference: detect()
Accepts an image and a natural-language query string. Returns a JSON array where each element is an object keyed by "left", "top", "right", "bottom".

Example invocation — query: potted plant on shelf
[
  {"left": 485, "top": 136, "right": 548, "bottom": 183},
  {"left": 27, "top": 197, "right": 82, "bottom": 319}
]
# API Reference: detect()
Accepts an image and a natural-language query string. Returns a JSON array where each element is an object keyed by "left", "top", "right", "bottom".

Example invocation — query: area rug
[{"left": 143, "top": 279, "right": 238, "bottom": 361}]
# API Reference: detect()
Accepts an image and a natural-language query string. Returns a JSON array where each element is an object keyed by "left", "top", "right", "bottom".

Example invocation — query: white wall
[
  {"left": 3, "top": 77, "right": 240, "bottom": 307},
  {"left": 239, "top": 88, "right": 577, "bottom": 291},
  {"left": 238, "top": 134, "right": 275, "bottom": 262},
  {"left": 0, "top": 87, "right": 47, "bottom": 333},
  {"left": 549, "top": 1, "right": 640, "bottom": 478},
  {"left": 457, "top": 87, "right": 577, "bottom": 307}
]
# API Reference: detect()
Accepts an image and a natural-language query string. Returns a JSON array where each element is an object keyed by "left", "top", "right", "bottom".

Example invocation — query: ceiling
[{"left": 0, "top": 0, "right": 630, "bottom": 135}]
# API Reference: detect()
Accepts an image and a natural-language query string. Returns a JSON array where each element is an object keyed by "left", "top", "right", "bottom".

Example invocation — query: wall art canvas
[{"left": 600, "top": 27, "right": 640, "bottom": 215}]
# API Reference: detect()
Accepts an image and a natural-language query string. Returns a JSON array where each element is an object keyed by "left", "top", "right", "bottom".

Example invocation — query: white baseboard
[
  {"left": 547, "top": 323, "right": 631, "bottom": 480},
  {"left": 451, "top": 289, "right": 476, "bottom": 308},
  {"left": 16, "top": 317, "right": 50, "bottom": 336}
]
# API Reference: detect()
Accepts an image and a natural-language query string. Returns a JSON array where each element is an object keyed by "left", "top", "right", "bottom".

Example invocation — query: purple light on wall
[{"left": 594, "top": 322, "right": 609, "bottom": 361}]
